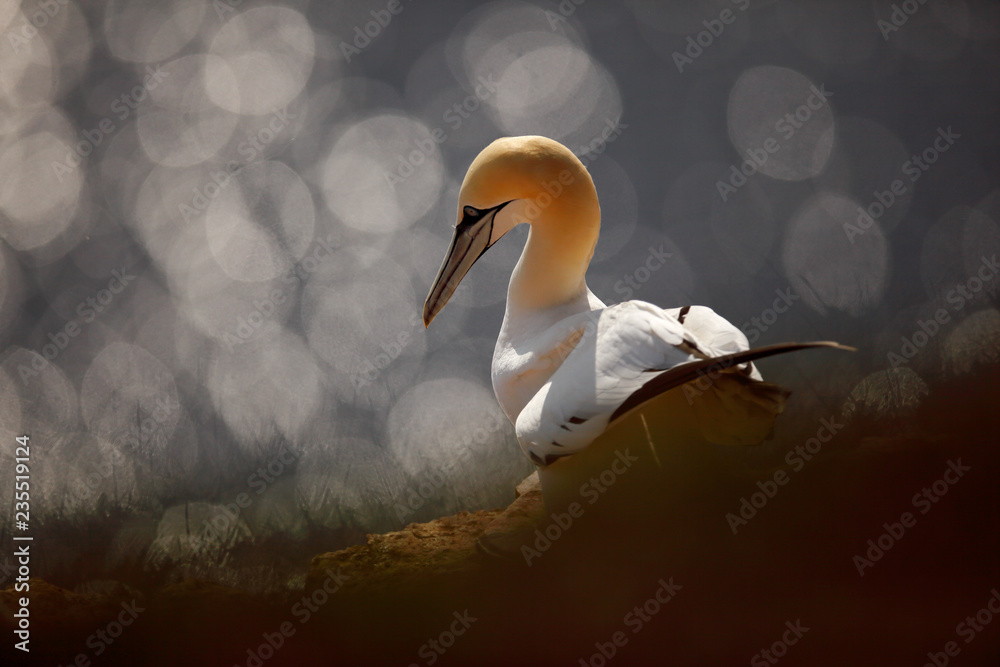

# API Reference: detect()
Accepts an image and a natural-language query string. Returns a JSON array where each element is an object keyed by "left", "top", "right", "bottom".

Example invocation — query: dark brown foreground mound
[{"left": 3, "top": 371, "right": 999, "bottom": 666}]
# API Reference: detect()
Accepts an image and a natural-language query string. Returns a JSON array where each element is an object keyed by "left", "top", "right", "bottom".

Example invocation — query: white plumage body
[{"left": 494, "top": 296, "right": 766, "bottom": 465}]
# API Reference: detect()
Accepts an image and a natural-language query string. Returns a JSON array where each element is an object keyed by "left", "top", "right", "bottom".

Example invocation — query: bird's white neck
[{"left": 490, "top": 162, "right": 603, "bottom": 424}]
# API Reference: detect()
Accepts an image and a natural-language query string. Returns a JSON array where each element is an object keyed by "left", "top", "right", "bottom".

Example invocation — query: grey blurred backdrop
[{"left": 0, "top": 0, "right": 998, "bottom": 592}]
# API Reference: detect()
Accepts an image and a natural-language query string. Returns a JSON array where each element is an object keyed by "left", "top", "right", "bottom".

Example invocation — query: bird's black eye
[{"left": 463, "top": 206, "right": 478, "bottom": 218}]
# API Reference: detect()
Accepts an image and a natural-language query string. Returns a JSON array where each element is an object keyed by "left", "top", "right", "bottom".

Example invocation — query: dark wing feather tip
[{"left": 609, "top": 340, "right": 853, "bottom": 423}]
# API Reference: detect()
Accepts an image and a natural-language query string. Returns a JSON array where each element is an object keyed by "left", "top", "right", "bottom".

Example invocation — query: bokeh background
[{"left": 0, "top": 0, "right": 998, "bottom": 597}]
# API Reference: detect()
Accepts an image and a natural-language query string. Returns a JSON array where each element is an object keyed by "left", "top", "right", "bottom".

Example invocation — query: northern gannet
[{"left": 423, "top": 136, "right": 849, "bottom": 511}]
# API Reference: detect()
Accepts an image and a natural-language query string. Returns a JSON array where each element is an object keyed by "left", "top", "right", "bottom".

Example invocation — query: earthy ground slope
[{"left": 2, "top": 371, "right": 999, "bottom": 666}]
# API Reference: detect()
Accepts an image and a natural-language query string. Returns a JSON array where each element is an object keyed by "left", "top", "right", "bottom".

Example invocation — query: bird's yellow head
[{"left": 422, "top": 136, "right": 598, "bottom": 326}]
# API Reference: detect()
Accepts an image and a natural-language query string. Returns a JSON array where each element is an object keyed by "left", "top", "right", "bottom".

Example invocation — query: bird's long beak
[{"left": 423, "top": 202, "right": 511, "bottom": 327}]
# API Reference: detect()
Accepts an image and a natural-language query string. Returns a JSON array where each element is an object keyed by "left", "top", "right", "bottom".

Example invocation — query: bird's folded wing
[
  {"left": 514, "top": 301, "right": 713, "bottom": 464},
  {"left": 515, "top": 301, "right": 851, "bottom": 466}
]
